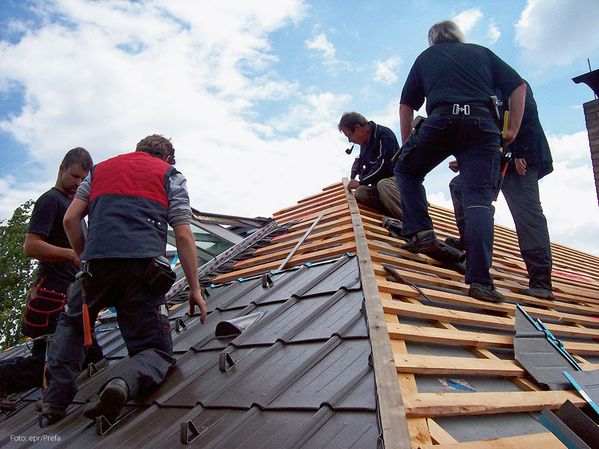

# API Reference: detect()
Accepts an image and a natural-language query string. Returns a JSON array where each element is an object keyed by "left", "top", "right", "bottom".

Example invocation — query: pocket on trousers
[
  {"left": 476, "top": 118, "right": 501, "bottom": 136},
  {"left": 143, "top": 257, "right": 176, "bottom": 296}
]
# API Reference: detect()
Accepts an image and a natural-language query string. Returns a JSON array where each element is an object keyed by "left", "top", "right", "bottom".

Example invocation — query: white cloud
[
  {"left": 1, "top": 0, "right": 356, "bottom": 222},
  {"left": 305, "top": 33, "right": 336, "bottom": 61},
  {"left": 373, "top": 56, "right": 402, "bottom": 85},
  {"left": 304, "top": 32, "right": 348, "bottom": 74},
  {"left": 452, "top": 8, "right": 483, "bottom": 36},
  {"left": 487, "top": 23, "right": 501, "bottom": 44},
  {"left": 515, "top": 0, "right": 599, "bottom": 67}
]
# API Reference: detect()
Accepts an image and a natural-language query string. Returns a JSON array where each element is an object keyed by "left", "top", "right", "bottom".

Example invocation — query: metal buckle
[{"left": 452, "top": 104, "right": 470, "bottom": 115}]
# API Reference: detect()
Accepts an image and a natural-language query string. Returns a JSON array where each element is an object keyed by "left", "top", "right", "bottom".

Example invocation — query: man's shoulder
[
  {"left": 374, "top": 123, "right": 399, "bottom": 141},
  {"left": 35, "top": 188, "right": 68, "bottom": 208}
]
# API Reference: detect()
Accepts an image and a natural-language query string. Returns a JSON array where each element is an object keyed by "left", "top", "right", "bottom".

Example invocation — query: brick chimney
[{"left": 573, "top": 69, "right": 599, "bottom": 205}]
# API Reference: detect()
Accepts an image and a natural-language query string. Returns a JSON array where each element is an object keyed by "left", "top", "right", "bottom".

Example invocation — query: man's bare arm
[
  {"left": 63, "top": 198, "right": 88, "bottom": 256},
  {"left": 399, "top": 104, "right": 415, "bottom": 144},
  {"left": 24, "top": 233, "right": 80, "bottom": 268},
  {"left": 505, "top": 82, "right": 527, "bottom": 144},
  {"left": 173, "top": 223, "right": 207, "bottom": 324}
]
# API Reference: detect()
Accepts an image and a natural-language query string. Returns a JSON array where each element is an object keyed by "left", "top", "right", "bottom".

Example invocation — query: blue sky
[{"left": 1, "top": 0, "right": 599, "bottom": 254}]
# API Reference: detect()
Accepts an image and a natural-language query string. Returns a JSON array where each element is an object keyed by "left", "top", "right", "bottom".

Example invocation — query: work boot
[
  {"left": 39, "top": 402, "right": 65, "bottom": 426},
  {"left": 468, "top": 283, "right": 505, "bottom": 303},
  {"left": 83, "top": 377, "right": 129, "bottom": 423},
  {"left": 401, "top": 230, "right": 439, "bottom": 254},
  {"left": 523, "top": 287, "right": 556, "bottom": 300},
  {"left": 382, "top": 216, "right": 403, "bottom": 239},
  {"left": 445, "top": 236, "right": 465, "bottom": 251}
]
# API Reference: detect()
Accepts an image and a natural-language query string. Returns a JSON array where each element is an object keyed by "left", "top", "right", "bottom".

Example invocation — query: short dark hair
[
  {"left": 135, "top": 134, "right": 175, "bottom": 163},
  {"left": 61, "top": 147, "right": 93, "bottom": 170},
  {"left": 338, "top": 112, "right": 369, "bottom": 132}
]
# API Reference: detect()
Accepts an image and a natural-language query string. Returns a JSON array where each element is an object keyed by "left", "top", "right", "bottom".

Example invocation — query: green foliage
[{"left": 0, "top": 200, "right": 36, "bottom": 350}]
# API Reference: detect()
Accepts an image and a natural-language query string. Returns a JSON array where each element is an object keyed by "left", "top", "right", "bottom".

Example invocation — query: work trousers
[
  {"left": 44, "top": 258, "right": 175, "bottom": 408},
  {"left": 354, "top": 177, "right": 403, "bottom": 220},
  {"left": 450, "top": 166, "right": 552, "bottom": 289},
  {"left": 395, "top": 114, "right": 501, "bottom": 285}
]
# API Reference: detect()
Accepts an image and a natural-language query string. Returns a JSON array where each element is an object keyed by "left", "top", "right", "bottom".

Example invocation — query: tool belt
[
  {"left": 22, "top": 277, "right": 67, "bottom": 338},
  {"left": 432, "top": 104, "right": 494, "bottom": 119},
  {"left": 144, "top": 256, "right": 177, "bottom": 296}
]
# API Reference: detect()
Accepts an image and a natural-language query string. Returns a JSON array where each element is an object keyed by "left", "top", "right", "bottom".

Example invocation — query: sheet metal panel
[{"left": 0, "top": 255, "right": 378, "bottom": 449}]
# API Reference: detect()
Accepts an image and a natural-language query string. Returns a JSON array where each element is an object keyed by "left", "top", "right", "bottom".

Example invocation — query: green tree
[{"left": 0, "top": 200, "right": 36, "bottom": 350}]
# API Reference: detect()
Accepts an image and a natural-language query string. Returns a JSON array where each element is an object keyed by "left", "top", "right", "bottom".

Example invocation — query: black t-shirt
[
  {"left": 401, "top": 42, "right": 523, "bottom": 114},
  {"left": 27, "top": 187, "right": 78, "bottom": 286}
]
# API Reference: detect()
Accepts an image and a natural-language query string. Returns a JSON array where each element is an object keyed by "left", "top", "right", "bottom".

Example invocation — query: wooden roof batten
[{"left": 215, "top": 179, "right": 599, "bottom": 449}]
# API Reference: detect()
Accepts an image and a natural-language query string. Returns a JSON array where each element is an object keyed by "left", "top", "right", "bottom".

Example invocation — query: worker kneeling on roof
[
  {"left": 338, "top": 112, "right": 403, "bottom": 220},
  {"left": 40, "top": 134, "right": 208, "bottom": 425}
]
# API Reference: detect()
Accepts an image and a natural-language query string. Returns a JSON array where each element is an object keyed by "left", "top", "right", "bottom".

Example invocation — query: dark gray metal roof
[{"left": 0, "top": 255, "right": 381, "bottom": 449}]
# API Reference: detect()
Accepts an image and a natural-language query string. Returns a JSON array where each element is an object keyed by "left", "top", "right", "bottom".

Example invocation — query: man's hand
[
  {"left": 67, "top": 249, "right": 81, "bottom": 269},
  {"left": 514, "top": 158, "right": 527, "bottom": 176},
  {"left": 188, "top": 289, "right": 207, "bottom": 324},
  {"left": 448, "top": 160, "right": 459, "bottom": 173},
  {"left": 348, "top": 179, "right": 360, "bottom": 190}
]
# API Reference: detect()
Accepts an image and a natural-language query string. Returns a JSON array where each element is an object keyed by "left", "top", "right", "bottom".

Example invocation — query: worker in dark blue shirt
[
  {"left": 395, "top": 20, "right": 526, "bottom": 303},
  {"left": 447, "top": 80, "right": 555, "bottom": 300},
  {"left": 338, "top": 112, "right": 403, "bottom": 219}
]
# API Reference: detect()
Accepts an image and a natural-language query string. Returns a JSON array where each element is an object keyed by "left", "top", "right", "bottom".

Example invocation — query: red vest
[{"left": 82, "top": 152, "right": 175, "bottom": 260}]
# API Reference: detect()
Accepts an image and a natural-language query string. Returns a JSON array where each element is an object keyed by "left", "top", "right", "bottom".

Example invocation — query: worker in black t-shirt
[
  {"left": 0, "top": 148, "right": 102, "bottom": 395},
  {"left": 395, "top": 20, "right": 526, "bottom": 303}
]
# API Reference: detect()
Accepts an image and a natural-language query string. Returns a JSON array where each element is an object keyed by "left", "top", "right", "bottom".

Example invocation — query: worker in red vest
[{"left": 40, "top": 135, "right": 207, "bottom": 425}]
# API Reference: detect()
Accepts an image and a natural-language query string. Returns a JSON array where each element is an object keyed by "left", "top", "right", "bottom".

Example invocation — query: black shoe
[
  {"left": 468, "top": 283, "right": 505, "bottom": 303},
  {"left": 523, "top": 287, "right": 556, "bottom": 300},
  {"left": 382, "top": 216, "right": 403, "bottom": 239},
  {"left": 39, "top": 402, "right": 65, "bottom": 426},
  {"left": 83, "top": 378, "right": 129, "bottom": 423},
  {"left": 445, "top": 236, "right": 465, "bottom": 251},
  {"left": 401, "top": 230, "right": 439, "bottom": 253}
]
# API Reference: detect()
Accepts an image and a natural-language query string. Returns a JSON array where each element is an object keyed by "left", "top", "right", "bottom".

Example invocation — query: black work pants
[
  {"left": 395, "top": 114, "right": 501, "bottom": 285},
  {"left": 44, "top": 259, "right": 175, "bottom": 408},
  {"left": 450, "top": 166, "right": 552, "bottom": 289}
]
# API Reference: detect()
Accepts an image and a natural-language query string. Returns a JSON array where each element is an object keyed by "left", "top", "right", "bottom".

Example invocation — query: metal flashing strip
[
  {"left": 539, "top": 400, "right": 599, "bottom": 449},
  {"left": 344, "top": 178, "right": 411, "bottom": 449},
  {"left": 514, "top": 305, "right": 581, "bottom": 390},
  {"left": 563, "top": 370, "right": 599, "bottom": 417},
  {"left": 277, "top": 213, "right": 324, "bottom": 271}
]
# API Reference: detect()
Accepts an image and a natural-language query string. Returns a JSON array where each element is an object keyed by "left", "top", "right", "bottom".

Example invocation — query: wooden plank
[
  {"left": 378, "top": 279, "right": 599, "bottom": 324},
  {"left": 385, "top": 306, "right": 432, "bottom": 448},
  {"left": 273, "top": 197, "right": 348, "bottom": 223},
  {"left": 382, "top": 299, "right": 599, "bottom": 339},
  {"left": 394, "top": 354, "right": 524, "bottom": 377},
  {"left": 405, "top": 390, "right": 584, "bottom": 417},
  {"left": 426, "top": 418, "right": 457, "bottom": 445},
  {"left": 417, "top": 432, "right": 566, "bottom": 449},
  {"left": 232, "top": 231, "right": 355, "bottom": 269},
  {"left": 264, "top": 216, "right": 352, "bottom": 249},
  {"left": 387, "top": 323, "right": 599, "bottom": 356},
  {"left": 212, "top": 241, "right": 356, "bottom": 283},
  {"left": 374, "top": 264, "right": 599, "bottom": 316},
  {"left": 344, "top": 179, "right": 411, "bottom": 449}
]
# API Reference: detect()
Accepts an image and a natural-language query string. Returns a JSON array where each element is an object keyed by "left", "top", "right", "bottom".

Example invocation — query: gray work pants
[{"left": 354, "top": 177, "right": 403, "bottom": 220}]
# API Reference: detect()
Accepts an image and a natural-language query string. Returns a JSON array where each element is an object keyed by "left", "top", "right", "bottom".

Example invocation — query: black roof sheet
[{"left": 0, "top": 255, "right": 381, "bottom": 449}]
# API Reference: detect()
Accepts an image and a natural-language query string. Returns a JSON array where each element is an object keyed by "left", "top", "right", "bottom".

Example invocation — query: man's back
[{"left": 83, "top": 152, "right": 175, "bottom": 260}]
